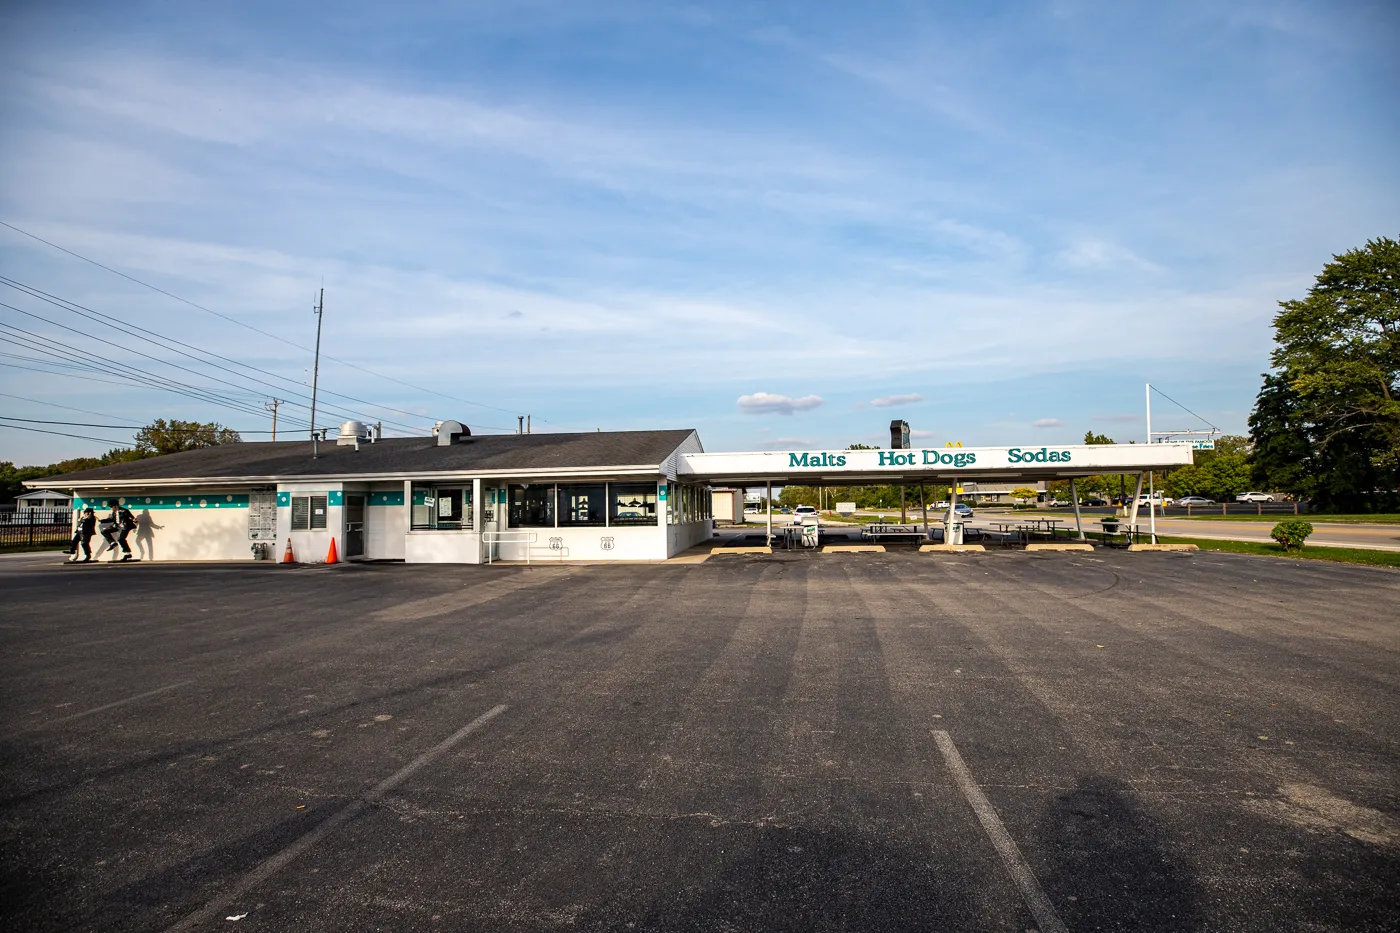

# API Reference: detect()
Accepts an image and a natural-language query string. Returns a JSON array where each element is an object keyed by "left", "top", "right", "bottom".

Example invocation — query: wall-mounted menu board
[{"left": 248, "top": 488, "right": 278, "bottom": 540}]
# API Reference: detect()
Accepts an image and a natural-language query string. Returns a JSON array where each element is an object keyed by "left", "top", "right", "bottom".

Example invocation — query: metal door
[{"left": 345, "top": 494, "right": 365, "bottom": 558}]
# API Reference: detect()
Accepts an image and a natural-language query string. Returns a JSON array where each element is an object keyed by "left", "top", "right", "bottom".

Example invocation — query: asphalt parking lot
[{"left": 2, "top": 551, "right": 1398, "bottom": 932}]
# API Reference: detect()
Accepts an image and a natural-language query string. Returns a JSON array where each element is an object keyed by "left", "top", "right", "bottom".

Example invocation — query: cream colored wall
[
  {"left": 666, "top": 520, "right": 713, "bottom": 556},
  {"left": 405, "top": 531, "right": 482, "bottom": 563},
  {"left": 77, "top": 489, "right": 257, "bottom": 561}
]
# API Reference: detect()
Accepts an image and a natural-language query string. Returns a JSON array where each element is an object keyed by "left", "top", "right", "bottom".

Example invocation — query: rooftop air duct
[
  {"left": 433, "top": 420, "right": 470, "bottom": 446},
  {"left": 337, "top": 420, "right": 373, "bottom": 447}
]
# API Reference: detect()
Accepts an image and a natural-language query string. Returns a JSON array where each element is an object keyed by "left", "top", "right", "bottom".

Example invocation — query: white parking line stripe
[
  {"left": 933, "top": 730, "right": 1068, "bottom": 933},
  {"left": 41, "top": 681, "right": 192, "bottom": 728},
  {"left": 163, "top": 703, "right": 508, "bottom": 933}
]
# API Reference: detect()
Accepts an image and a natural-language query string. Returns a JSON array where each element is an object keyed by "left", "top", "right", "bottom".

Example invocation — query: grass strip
[
  {"left": 1156, "top": 536, "right": 1400, "bottom": 567},
  {"left": 1176, "top": 513, "right": 1400, "bottom": 524}
]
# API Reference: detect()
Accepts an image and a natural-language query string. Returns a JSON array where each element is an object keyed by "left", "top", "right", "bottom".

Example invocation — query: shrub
[{"left": 1271, "top": 519, "right": 1314, "bottom": 552}]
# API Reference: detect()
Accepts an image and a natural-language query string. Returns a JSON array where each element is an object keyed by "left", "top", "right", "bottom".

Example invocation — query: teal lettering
[
  {"left": 966, "top": 452, "right": 976, "bottom": 465},
  {"left": 789, "top": 453, "right": 811, "bottom": 467},
  {"left": 1009, "top": 447, "right": 1023, "bottom": 463},
  {"left": 1061, "top": 451, "right": 1071, "bottom": 462},
  {"left": 923, "top": 449, "right": 938, "bottom": 465},
  {"left": 1033, "top": 448, "right": 1049, "bottom": 463},
  {"left": 835, "top": 454, "right": 847, "bottom": 466},
  {"left": 1049, "top": 451, "right": 1061, "bottom": 463}
]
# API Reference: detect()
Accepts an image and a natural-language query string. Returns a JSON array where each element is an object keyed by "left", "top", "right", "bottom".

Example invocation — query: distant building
[{"left": 15, "top": 489, "right": 71, "bottom": 510}]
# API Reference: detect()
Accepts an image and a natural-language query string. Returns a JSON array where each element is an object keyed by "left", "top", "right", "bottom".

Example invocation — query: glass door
[{"left": 344, "top": 494, "right": 365, "bottom": 558}]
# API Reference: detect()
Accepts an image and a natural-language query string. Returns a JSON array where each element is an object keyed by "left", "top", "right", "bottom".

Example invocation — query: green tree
[
  {"left": 1271, "top": 236, "right": 1399, "bottom": 467},
  {"left": 1083, "top": 431, "right": 1115, "bottom": 445},
  {"left": 1251, "top": 237, "right": 1400, "bottom": 508},
  {"left": 134, "top": 419, "right": 241, "bottom": 456}
]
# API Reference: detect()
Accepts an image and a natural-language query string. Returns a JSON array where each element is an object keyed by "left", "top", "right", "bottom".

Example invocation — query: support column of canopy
[
  {"left": 945, "top": 485, "right": 960, "bottom": 545},
  {"left": 766, "top": 479, "right": 773, "bottom": 547},
  {"left": 472, "top": 477, "right": 484, "bottom": 561},
  {"left": 1127, "top": 473, "right": 1144, "bottom": 542},
  {"left": 1071, "top": 478, "right": 1085, "bottom": 541},
  {"left": 919, "top": 483, "right": 928, "bottom": 539}
]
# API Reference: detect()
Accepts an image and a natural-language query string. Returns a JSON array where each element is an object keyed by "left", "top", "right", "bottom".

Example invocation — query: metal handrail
[{"left": 482, "top": 531, "right": 538, "bottom": 564}]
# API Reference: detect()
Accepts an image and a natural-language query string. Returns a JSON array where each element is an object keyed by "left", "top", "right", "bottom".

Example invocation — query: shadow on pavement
[{"left": 1036, "top": 775, "right": 1204, "bottom": 932}]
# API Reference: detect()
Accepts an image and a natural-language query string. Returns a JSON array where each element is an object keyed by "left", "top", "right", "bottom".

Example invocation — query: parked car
[
  {"left": 933, "top": 500, "right": 950, "bottom": 510},
  {"left": 792, "top": 505, "right": 819, "bottom": 521},
  {"left": 949, "top": 503, "right": 974, "bottom": 519},
  {"left": 1176, "top": 496, "right": 1216, "bottom": 506},
  {"left": 1079, "top": 497, "right": 1108, "bottom": 507},
  {"left": 1236, "top": 492, "right": 1275, "bottom": 503},
  {"left": 779, "top": 506, "right": 792, "bottom": 514},
  {"left": 1135, "top": 494, "right": 1174, "bottom": 508}
]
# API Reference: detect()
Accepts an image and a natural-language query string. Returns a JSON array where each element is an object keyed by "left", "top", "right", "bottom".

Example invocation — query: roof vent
[
  {"left": 433, "top": 420, "right": 470, "bottom": 446},
  {"left": 337, "top": 420, "right": 372, "bottom": 446}
]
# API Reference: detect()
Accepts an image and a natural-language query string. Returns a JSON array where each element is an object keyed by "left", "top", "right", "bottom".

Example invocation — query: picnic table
[{"left": 861, "top": 523, "right": 927, "bottom": 544}]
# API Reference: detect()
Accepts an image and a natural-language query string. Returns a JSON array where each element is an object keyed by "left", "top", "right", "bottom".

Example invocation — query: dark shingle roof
[{"left": 44, "top": 430, "right": 697, "bottom": 485}]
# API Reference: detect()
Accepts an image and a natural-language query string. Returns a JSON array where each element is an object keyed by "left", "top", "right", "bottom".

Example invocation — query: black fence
[{"left": 0, "top": 508, "right": 73, "bottom": 549}]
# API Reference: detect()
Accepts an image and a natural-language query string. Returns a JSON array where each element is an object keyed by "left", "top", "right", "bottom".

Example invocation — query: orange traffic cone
[
  {"left": 282, "top": 538, "right": 295, "bottom": 563},
  {"left": 325, "top": 537, "right": 339, "bottom": 564}
]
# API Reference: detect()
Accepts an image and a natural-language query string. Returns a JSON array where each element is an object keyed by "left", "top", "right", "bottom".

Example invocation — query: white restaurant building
[{"left": 31, "top": 422, "right": 1193, "bottom": 563}]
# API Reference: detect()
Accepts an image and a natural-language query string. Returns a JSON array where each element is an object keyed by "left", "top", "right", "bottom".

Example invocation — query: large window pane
[
  {"left": 610, "top": 484, "right": 658, "bottom": 526},
  {"left": 558, "top": 483, "right": 607, "bottom": 527},
  {"left": 509, "top": 484, "right": 555, "bottom": 527}
]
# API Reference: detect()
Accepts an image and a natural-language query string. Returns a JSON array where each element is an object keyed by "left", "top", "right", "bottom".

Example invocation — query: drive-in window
[{"left": 411, "top": 484, "right": 473, "bottom": 530}]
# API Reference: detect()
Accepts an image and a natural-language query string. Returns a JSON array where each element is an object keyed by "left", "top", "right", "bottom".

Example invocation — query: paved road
[{"left": 2, "top": 552, "right": 1398, "bottom": 931}]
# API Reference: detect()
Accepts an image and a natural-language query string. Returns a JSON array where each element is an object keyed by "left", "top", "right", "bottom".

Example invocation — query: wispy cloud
[
  {"left": 1057, "top": 238, "right": 1163, "bottom": 273},
  {"left": 870, "top": 393, "right": 923, "bottom": 408},
  {"left": 738, "top": 393, "right": 825, "bottom": 416},
  {"left": 1033, "top": 418, "right": 1063, "bottom": 428}
]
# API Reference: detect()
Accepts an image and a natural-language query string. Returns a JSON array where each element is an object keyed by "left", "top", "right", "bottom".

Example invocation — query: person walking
[
  {"left": 65, "top": 506, "right": 97, "bottom": 562},
  {"left": 104, "top": 499, "right": 138, "bottom": 562}
]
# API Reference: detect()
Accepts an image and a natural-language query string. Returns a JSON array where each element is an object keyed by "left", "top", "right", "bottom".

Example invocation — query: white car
[
  {"left": 1135, "top": 495, "right": 1174, "bottom": 508},
  {"left": 1236, "top": 492, "right": 1275, "bottom": 503},
  {"left": 792, "top": 504, "right": 819, "bottom": 522}
]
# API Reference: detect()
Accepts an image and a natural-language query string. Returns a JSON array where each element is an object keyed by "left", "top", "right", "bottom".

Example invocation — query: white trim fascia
[{"left": 35, "top": 463, "right": 669, "bottom": 491}]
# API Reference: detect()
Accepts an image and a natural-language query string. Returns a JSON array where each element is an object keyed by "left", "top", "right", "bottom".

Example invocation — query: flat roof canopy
[{"left": 678, "top": 443, "right": 1195, "bottom": 487}]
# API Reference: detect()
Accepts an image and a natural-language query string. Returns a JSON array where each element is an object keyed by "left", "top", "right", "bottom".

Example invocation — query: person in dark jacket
[
  {"left": 65, "top": 506, "right": 97, "bottom": 562},
  {"left": 103, "top": 499, "right": 137, "bottom": 561}
]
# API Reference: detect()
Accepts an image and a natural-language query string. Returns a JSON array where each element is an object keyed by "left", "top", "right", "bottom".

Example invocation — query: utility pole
[
  {"left": 311, "top": 289, "right": 324, "bottom": 458},
  {"left": 264, "top": 399, "right": 281, "bottom": 441},
  {"left": 526, "top": 414, "right": 531, "bottom": 434},
  {"left": 517, "top": 415, "right": 524, "bottom": 435}
]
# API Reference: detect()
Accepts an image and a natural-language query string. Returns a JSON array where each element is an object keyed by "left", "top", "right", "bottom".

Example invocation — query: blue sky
[{"left": 1, "top": 0, "right": 1396, "bottom": 462}]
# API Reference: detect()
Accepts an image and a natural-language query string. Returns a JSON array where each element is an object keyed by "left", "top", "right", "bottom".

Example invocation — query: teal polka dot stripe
[{"left": 74, "top": 494, "right": 250, "bottom": 510}]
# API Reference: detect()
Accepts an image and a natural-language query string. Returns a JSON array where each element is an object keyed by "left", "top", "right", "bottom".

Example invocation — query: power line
[
  {"left": 0, "top": 276, "right": 440, "bottom": 432},
  {"left": 0, "top": 421, "right": 133, "bottom": 447},
  {"left": 0, "top": 416, "right": 276, "bottom": 434},
  {"left": 0, "top": 219, "right": 533, "bottom": 421},
  {"left": 0, "top": 317, "right": 294, "bottom": 424},
  {"left": 1148, "top": 385, "right": 1220, "bottom": 432},
  {"left": 0, "top": 291, "right": 424, "bottom": 434},
  {"left": 0, "top": 391, "right": 137, "bottom": 423},
  {"left": 0, "top": 308, "right": 408, "bottom": 435}
]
